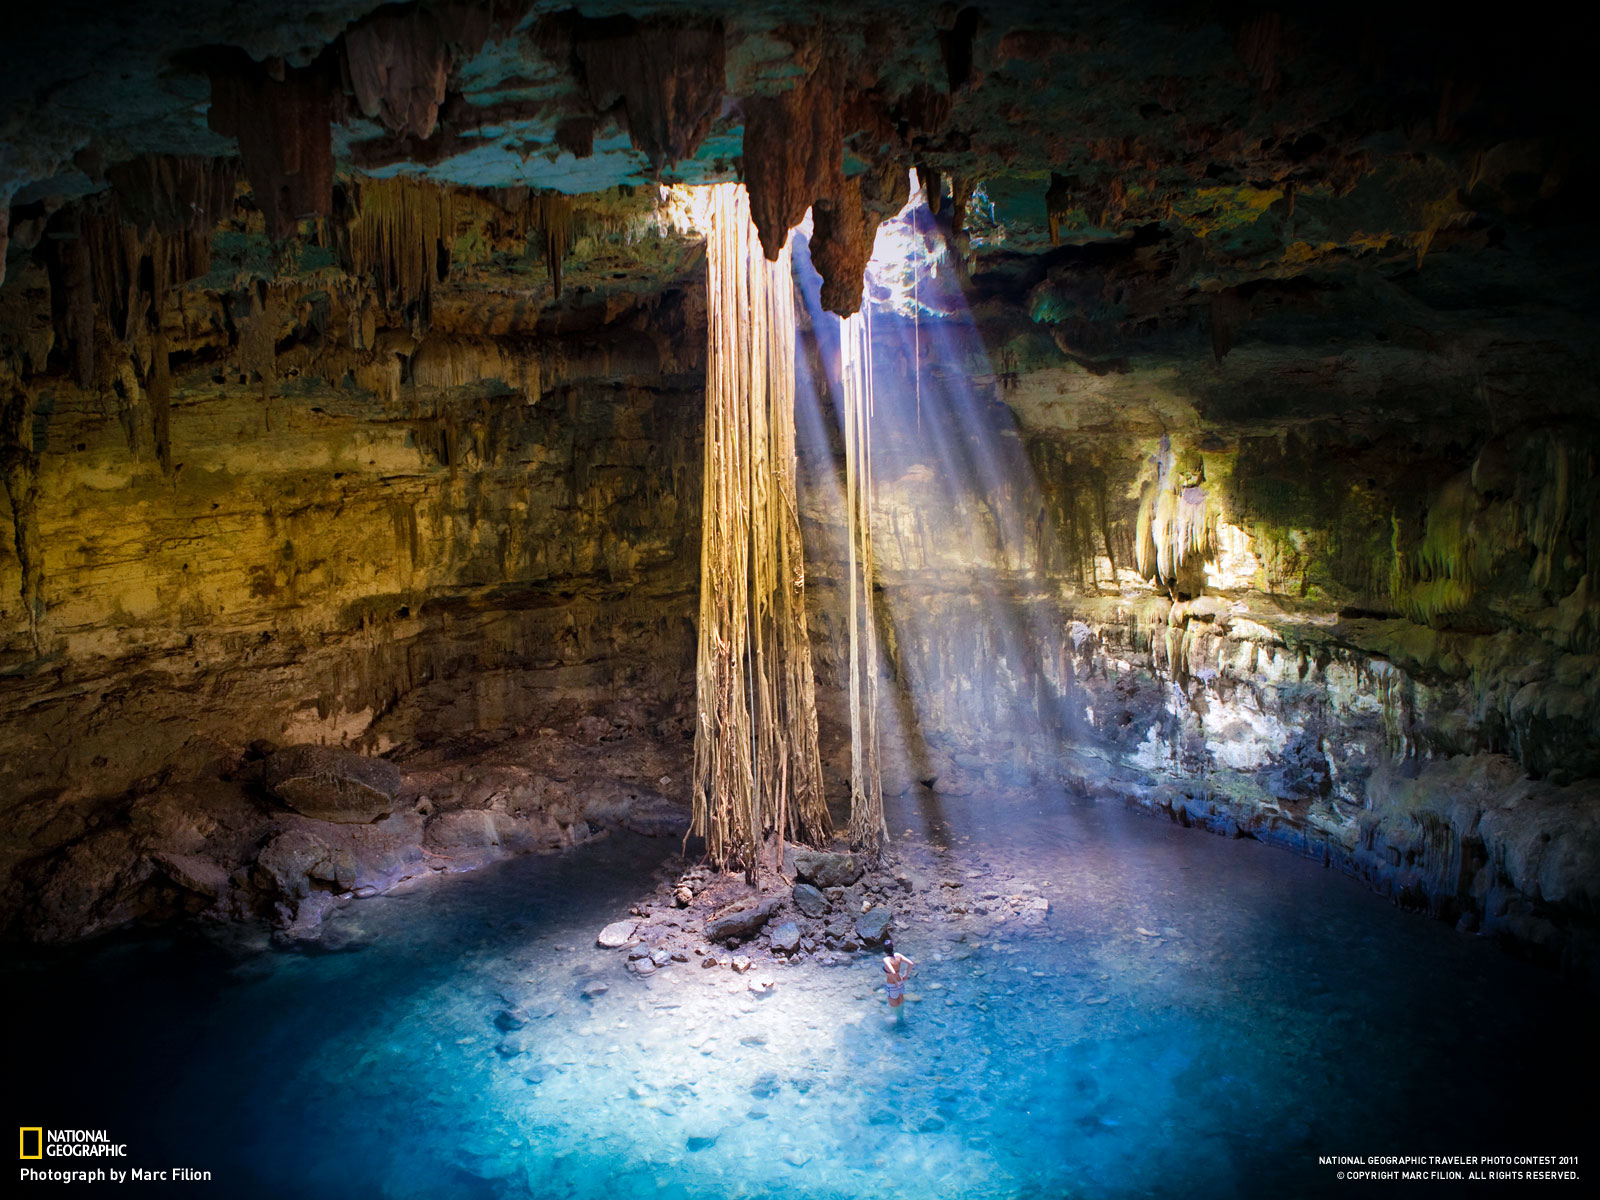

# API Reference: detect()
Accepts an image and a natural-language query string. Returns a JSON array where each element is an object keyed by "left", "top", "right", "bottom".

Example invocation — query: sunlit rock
[{"left": 262, "top": 746, "right": 401, "bottom": 825}]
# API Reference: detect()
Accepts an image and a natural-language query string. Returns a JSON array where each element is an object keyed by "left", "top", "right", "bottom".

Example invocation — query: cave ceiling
[{"left": 1, "top": 0, "right": 1596, "bottom": 435}]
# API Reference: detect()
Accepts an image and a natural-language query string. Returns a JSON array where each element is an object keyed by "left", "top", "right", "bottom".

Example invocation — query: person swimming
[{"left": 882, "top": 939, "right": 916, "bottom": 1022}]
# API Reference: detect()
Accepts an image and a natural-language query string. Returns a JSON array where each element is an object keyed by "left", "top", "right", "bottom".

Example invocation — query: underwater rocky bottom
[{"left": 9, "top": 791, "right": 1593, "bottom": 1200}]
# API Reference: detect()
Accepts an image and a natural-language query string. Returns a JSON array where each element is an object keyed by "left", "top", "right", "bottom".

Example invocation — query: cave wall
[
  {"left": 0, "top": 269, "right": 706, "bottom": 920},
  {"left": 795, "top": 307, "right": 1600, "bottom": 984}
]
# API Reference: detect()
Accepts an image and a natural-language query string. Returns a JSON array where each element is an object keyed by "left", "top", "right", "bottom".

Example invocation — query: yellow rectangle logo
[{"left": 20, "top": 1127, "right": 43, "bottom": 1159}]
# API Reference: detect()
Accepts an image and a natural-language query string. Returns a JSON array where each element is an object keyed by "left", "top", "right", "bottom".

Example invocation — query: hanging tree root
[{"left": 691, "top": 183, "right": 831, "bottom": 876}]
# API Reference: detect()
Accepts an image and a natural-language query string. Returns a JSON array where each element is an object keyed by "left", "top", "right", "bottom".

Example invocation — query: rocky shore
[{"left": 1, "top": 725, "right": 690, "bottom": 944}]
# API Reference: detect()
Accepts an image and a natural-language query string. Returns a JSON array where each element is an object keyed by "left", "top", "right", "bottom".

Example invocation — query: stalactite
[
  {"left": 572, "top": 17, "right": 725, "bottom": 171},
  {"left": 410, "top": 334, "right": 539, "bottom": 403},
  {"left": 742, "top": 58, "right": 845, "bottom": 262},
  {"left": 532, "top": 194, "right": 574, "bottom": 298},
  {"left": 0, "top": 384, "right": 43, "bottom": 654},
  {"left": 811, "top": 162, "right": 907, "bottom": 318},
  {"left": 840, "top": 306, "right": 885, "bottom": 860},
  {"left": 1045, "top": 172, "right": 1072, "bottom": 245},
  {"left": 1390, "top": 428, "right": 1592, "bottom": 626},
  {"left": 939, "top": 7, "right": 982, "bottom": 92},
  {"left": 741, "top": 54, "right": 900, "bottom": 315},
  {"left": 208, "top": 52, "right": 336, "bottom": 241},
  {"left": 41, "top": 157, "right": 234, "bottom": 443},
  {"left": 43, "top": 221, "right": 97, "bottom": 388},
  {"left": 484, "top": 187, "right": 575, "bottom": 298},
  {"left": 106, "top": 155, "right": 238, "bottom": 250},
  {"left": 342, "top": 8, "right": 451, "bottom": 140},
  {"left": 340, "top": 175, "right": 455, "bottom": 333},
  {"left": 692, "top": 183, "right": 828, "bottom": 877},
  {"left": 1135, "top": 437, "right": 1216, "bottom": 589}
]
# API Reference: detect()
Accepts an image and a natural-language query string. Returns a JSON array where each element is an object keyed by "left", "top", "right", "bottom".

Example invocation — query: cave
[{"left": 2, "top": 2, "right": 1596, "bottom": 1196}]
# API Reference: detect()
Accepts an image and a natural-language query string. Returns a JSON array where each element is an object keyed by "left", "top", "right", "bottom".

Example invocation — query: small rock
[
  {"left": 686, "top": 1135, "right": 718, "bottom": 1152},
  {"left": 770, "top": 921, "right": 802, "bottom": 954},
  {"left": 700, "top": 954, "right": 719, "bottom": 969},
  {"left": 496, "top": 1030, "right": 536, "bottom": 1058},
  {"left": 750, "top": 1074, "right": 780, "bottom": 1099},
  {"left": 748, "top": 976, "right": 774, "bottom": 994},
  {"left": 674, "top": 886, "right": 693, "bottom": 907},
  {"left": 597, "top": 920, "right": 638, "bottom": 949},
  {"left": 731, "top": 955, "right": 751, "bottom": 973},
  {"left": 783, "top": 1151, "right": 812, "bottom": 1168},
  {"left": 671, "top": 949, "right": 690, "bottom": 962},
  {"left": 493, "top": 1008, "right": 528, "bottom": 1032},
  {"left": 581, "top": 982, "right": 609, "bottom": 999},
  {"left": 649, "top": 948, "right": 672, "bottom": 967}
]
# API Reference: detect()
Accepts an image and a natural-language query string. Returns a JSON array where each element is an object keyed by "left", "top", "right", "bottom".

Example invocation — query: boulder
[
  {"left": 256, "top": 829, "right": 356, "bottom": 899},
  {"left": 791, "top": 882, "right": 830, "bottom": 918},
  {"left": 705, "top": 897, "right": 781, "bottom": 944},
  {"left": 770, "top": 921, "right": 801, "bottom": 954},
  {"left": 425, "top": 810, "right": 501, "bottom": 851},
  {"left": 855, "top": 908, "right": 892, "bottom": 946},
  {"left": 793, "top": 850, "right": 863, "bottom": 888},
  {"left": 597, "top": 919, "right": 639, "bottom": 948},
  {"left": 262, "top": 746, "right": 401, "bottom": 824},
  {"left": 153, "top": 851, "right": 229, "bottom": 899}
]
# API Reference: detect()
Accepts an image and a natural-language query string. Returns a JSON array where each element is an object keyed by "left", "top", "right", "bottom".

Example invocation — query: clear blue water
[{"left": 8, "top": 794, "right": 1593, "bottom": 1199}]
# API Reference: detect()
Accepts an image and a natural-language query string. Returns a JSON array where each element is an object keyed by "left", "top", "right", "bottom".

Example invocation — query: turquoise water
[{"left": 8, "top": 795, "right": 1592, "bottom": 1199}]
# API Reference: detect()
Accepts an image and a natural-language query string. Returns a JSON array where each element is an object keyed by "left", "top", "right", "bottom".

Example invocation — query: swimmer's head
[{"left": 884, "top": 939, "right": 894, "bottom": 955}]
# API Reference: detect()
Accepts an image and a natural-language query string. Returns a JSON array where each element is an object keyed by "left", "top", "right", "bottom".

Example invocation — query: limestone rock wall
[
  {"left": 796, "top": 333, "right": 1600, "bottom": 985},
  {"left": 0, "top": 285, "right": 705, "bottom": 934}
]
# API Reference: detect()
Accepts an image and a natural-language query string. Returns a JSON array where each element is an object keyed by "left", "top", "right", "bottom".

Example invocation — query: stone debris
[{"left": 597, "top": 920, "right": 638, "bottom": 948}]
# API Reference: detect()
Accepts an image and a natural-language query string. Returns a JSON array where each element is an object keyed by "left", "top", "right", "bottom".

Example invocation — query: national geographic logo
[
  {"left": 18, "top": 1128, "right": 214, "bottom": 1185},
  {"left": 17, "top": 1128, "right": 128, "bottom": 1157}
]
